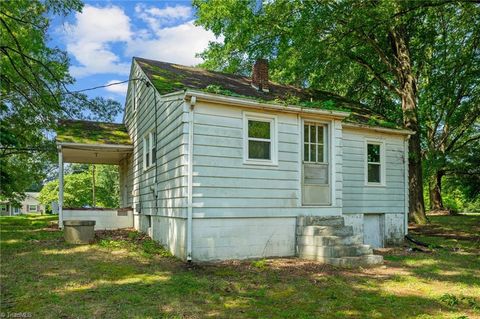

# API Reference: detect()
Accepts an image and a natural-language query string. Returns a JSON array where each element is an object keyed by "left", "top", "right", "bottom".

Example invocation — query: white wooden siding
[
  {"left": 342, "top": 128, "right": 407, "bottom": 214},
  {"left": 191, "top": 101, "right": 343, "bottom": 218},
  {"left": 123, "top": 61, "right": 188, "bottom": 218}
]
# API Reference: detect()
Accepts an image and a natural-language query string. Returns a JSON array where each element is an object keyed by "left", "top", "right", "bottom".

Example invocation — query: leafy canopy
[
  {"left": 39, "top": 164, "right": 119, "bottom": 210},
  {"left": 0, "top": 0, "right": 122, "bottom": 202}
]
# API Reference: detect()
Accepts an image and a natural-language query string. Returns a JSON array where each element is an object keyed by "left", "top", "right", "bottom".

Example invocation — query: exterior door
[
  {"left": 302, "top": 123, "right": 330, "bottom": 205},
  {"left": 363, "top": 214, "right": 384, "bottom": 248}
]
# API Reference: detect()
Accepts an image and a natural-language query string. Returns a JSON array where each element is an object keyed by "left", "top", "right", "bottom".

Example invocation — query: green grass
[{"left": 1, "top": 214, "right": 479, "bottom": 318}]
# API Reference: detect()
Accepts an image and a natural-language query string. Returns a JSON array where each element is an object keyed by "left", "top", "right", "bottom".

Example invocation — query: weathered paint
[
  {"left": 63, "top": 209, "right": 133, "bottom": 230},
  {"left": 341, "top": 127, "right": 407, "bottom": 246},
  {"left": 123, "top": 60, "right": 189, "bottom": 258},
  {"left": 191, "top": 217, "right": 296, "bottom": 260},
  {"left": 122, "top": 63, "right": 408, "bottom": 259}
]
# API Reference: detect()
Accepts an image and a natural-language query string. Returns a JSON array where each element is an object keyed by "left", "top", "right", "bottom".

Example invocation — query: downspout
[{"left": 186, "top": 95, "right": 196, "bottom": 262}]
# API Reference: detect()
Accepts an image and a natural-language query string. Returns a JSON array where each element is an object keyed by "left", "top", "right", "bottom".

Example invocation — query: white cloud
[
  {"left": 135, "top": 4, "right": 192, "bottom": 31},
  {"left": 64, "top": 5, "right": 132, "bottom": 78},
  {"left": 126, "top": 21, "right": 216, "bottom": 66},
  {"left": 104, "top": 80, "right": 129, "bottom": 95},
  {"left": 61, "top": 3, "right": 217, "bottom": 78}
]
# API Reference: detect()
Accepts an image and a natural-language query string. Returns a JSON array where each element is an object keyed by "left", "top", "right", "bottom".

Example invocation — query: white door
[
  {"left": 302, "top": 123, "right": 330, "bottom": 205},
  {"left": 363, "top": 214, "right": 383, "bottom": 248}
]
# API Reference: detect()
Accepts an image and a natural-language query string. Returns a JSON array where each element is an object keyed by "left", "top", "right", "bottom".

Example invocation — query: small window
[
  {"left": 366, "top": 142, "right": 383, "bottom": 184},
  {"left": 143, "top": 131, "right": 156, "bottom": 170},
  {"left": 28, "top": 205, "right": 37, "bottom": 212},
  {"left": 244, "top": 114, "right": 276, "bottom": 164},
  {"left": 304, "top": 124, "right": 327, "bottom": 163}
]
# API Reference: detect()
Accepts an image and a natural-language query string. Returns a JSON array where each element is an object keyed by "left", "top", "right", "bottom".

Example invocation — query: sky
[{"left": 50, "top": 1, "right": 218, "bottom": 122}]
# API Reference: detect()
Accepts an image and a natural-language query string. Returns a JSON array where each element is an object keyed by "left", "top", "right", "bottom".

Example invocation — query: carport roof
[
  {"left": 56, "top": 120, "right": 133, "bottom": 164},
  {"left": 56, "top": 119, "right": 131, "bottom": 145}
]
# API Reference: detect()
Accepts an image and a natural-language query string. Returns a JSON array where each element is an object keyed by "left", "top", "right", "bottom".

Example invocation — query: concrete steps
[
  {"left": 296, "top": 216, "right": 383, "bottom": 267},
  {"left": 297, "top": 234, "right": 363, "bottom": 246},
  {"left": 297, "top": 225, "right": 354, "bottom": 237}
]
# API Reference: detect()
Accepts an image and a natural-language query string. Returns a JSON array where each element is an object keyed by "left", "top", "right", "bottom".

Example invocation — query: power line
[{"left": 68, "top": 78, "right": 145, "bottom": 94}]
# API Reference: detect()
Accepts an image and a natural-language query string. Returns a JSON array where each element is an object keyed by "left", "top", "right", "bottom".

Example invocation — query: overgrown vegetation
[
  {"left": 55, "top": 120, "right": 131, "bottom": 145},
  {"left": 1, "top": 214, "right": 478, "bottom": 318}
]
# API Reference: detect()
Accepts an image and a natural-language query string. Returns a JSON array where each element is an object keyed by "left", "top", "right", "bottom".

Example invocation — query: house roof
[
  {"left": 56, "top": 120, "right": 131, "bottom": 145},
  {"left": 135, "top": 57, "right": 402, "bottom": 130}
]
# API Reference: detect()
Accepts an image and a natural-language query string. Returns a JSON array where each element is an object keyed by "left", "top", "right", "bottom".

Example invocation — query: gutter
[
  {"left": 186, "top": 96, "right": 196, "bottom": 262},
  {"left": 342, "top": 123, "right": 415, "bottom": 136},
  {"left": 184, "top": 90, "right": 350, "bottom": 120}
]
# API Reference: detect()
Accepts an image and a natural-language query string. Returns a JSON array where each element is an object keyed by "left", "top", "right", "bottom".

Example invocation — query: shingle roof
[
  {"left": 56, "top": 120, "right": 131, "bottom": 145},
  {"left": 135, "top": 57, "right": 401, "bottom": 129}
]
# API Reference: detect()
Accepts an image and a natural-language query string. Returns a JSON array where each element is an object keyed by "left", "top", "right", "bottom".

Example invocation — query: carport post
[{"left": 58, "top": 146, "right": 64, "bottom": 229}]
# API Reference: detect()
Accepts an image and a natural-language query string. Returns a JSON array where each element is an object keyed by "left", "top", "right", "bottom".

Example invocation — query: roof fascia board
[
  {"left": 57, "top": 142, "right": 133, "bottom": 150},
  {"left": 342, "top": 122, "right": 415, "bottom": 135},
  {"left": 122, "top": 58, "right": 138, "bottom": 124}
]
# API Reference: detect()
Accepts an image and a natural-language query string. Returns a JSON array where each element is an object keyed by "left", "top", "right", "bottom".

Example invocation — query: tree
[
  {"left": 194, "top": 0, "right": 479, "bottom": 223},
  {"left": 0, "top": 0, "right": 122, "bottom": 202},
  {"left": 39, "top": 164, "right": 119, "bottom": 211},
  {"left": 39, "top": 172, "right": 92, "bottom": 211},
  {"left": 418, "top": 8, "right": 480, "bottom": 211}
]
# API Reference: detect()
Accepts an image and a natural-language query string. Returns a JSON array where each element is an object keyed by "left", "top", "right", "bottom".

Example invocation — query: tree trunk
[
  {"left": 429, "top": 170, "right": 444, "bottom": 210},
  {"left": 405, "top": 108, "right": 427, "bottom": 224},
  {"left": 389, "top": 27, "right": 427, "bottom": 224}
]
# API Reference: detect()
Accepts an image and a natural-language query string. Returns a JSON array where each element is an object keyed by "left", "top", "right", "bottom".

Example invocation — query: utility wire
[{"left": 68, "top": 78, "right": 144, "bottom": 94}]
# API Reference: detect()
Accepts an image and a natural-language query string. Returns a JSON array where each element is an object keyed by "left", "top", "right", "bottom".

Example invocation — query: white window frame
[
  {"left": 303, "top": 122, "right": 328, "bottom": 164},
  {"left": 143, "top": 131, "right": 156, "bottom": 171},
  {"left": 28, "top": 205, "right": 37, "bottom": 212},
  {"left": 365, "top": 139, "right": 386, "bottom": 186},
  {"left": 243, "top": 112, "right": 278, "bottom": 166}
]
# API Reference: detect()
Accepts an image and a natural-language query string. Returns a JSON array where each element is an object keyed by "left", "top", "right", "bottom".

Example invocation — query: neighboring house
[
  {"left": 56, "top": 57, "right": 412, "bottom": 266},
  {"left": 0, "top": 192, "right": 45, "bottom": 216}
]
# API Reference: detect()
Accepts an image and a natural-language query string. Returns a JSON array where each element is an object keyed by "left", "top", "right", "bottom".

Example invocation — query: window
[
  {"left": 28, "top": 205, "right": 37, "bottom": 212},
  {"left": 0, "top": 204, "right": 6, "bottom": 212},
  {"left": 143, "top": 131, "right": 156, "bottom": 170},
  {"left": 244, "top": 113, "right": 277, "bottom": 164},
  {"left": 304, "top": 124, "right": 327, "bottom": 163},
  {"left": 366, "top": 142, "right": 384, "bottom": 185}
]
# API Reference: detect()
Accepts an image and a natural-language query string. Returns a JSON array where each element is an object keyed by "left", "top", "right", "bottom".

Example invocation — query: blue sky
[{"left": 50, "top": 1, "right": 217, "bottom": 122}]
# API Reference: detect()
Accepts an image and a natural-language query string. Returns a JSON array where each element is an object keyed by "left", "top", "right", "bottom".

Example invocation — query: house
[
  {"left": 56, "top": 57, "right": 412, "bottom": 266},
  {"left": 0, "top": 192, "right": 45, "bottom": 216}
]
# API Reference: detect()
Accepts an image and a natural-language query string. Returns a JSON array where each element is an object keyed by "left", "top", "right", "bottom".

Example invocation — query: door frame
[{"left": 299, "top": 118, "right": 335, "bottom": 207}]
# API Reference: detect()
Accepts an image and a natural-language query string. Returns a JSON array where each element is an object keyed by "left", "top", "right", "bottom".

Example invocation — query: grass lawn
[{"left": 1, "top": 214, "right": 479, "bottom": 319}]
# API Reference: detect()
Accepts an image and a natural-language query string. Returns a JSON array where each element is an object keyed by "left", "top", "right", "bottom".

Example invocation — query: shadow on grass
[{"left": 1, "top": 214, "right": 479, "bottom": 318}]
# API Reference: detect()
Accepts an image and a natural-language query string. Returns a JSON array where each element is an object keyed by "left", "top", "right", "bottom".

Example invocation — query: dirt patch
[{"left": 94, "top": 228, "right": 137, "bottom": 241}]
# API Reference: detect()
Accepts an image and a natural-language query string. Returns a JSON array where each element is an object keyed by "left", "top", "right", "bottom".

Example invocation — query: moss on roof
[
  {"left": 135, "top": 57, "right": 404, "bottom": 130},
  {"left": 56, "top": 120, "right": 131, "bottom": 145}
]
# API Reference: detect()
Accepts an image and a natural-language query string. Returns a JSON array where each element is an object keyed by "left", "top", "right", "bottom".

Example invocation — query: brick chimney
[{"left": 251, "top": 59, "right": 269, "bottom": 92}]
